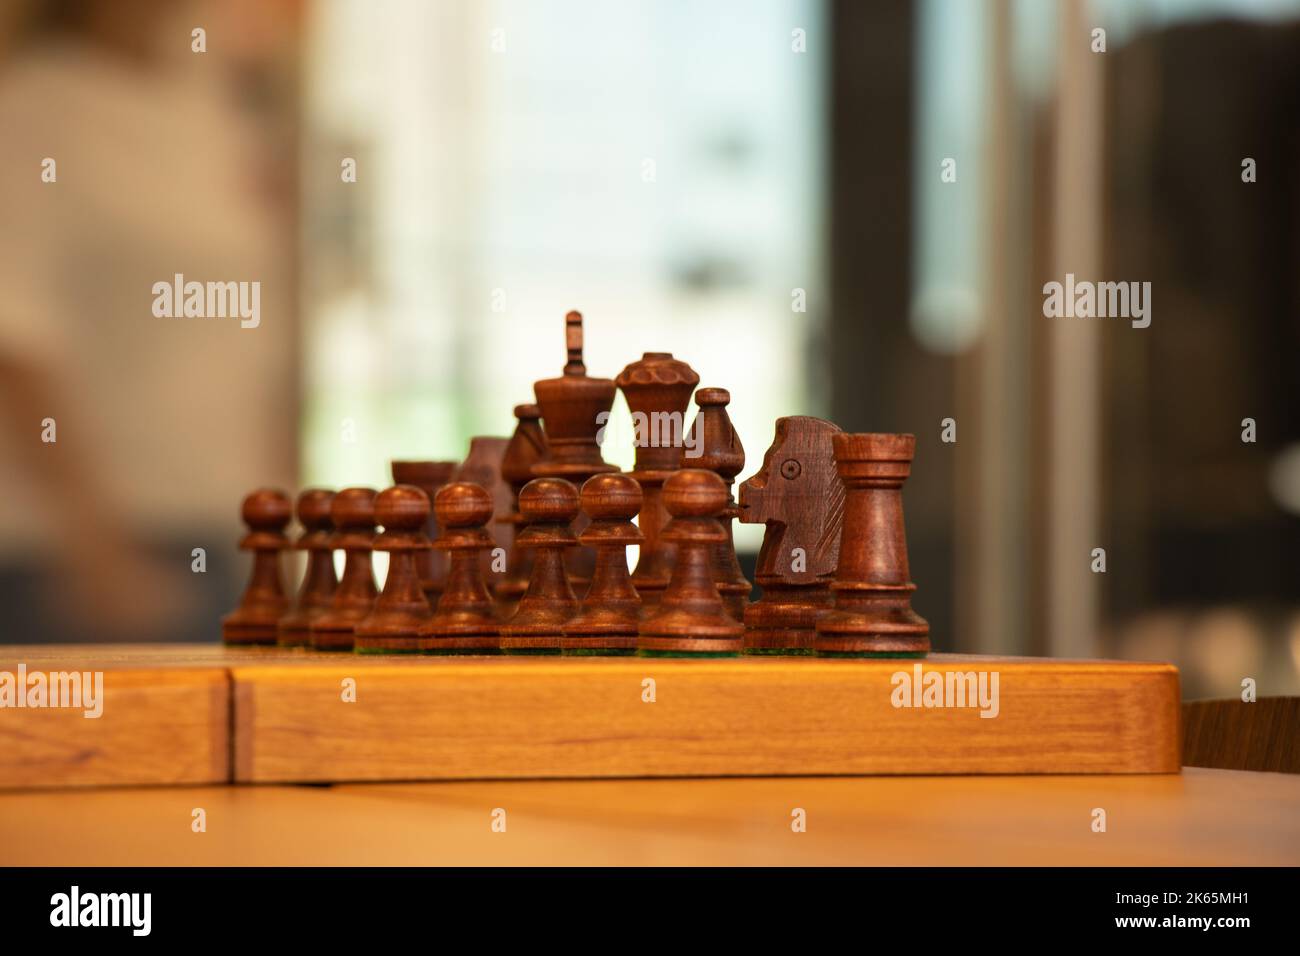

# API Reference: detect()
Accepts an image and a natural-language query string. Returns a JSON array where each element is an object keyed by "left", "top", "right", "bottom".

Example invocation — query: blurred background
[{"left": 0, "top": 0, "right": 1297, "bottom": 699}]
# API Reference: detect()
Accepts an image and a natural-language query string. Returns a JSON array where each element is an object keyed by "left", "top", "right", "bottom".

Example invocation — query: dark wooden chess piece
[
  {"left": 496, "top": 403, "right": 548, "bottom": 614},
  {"left": 614, "top": 352, "right": 698, "bottom": 611},
  {"left": 814, "top": 433, "right": 930, "bottom": 657},
  {"left": 277, "top": 488, "right": 338, "bottom": 648},
  {"left": 456, "top": 436, "right": 513, "bottom": 591},
  {"left": 638, "top": 469, "right": 743, "bottom": 657},
  {"left": 420, "top": 481, "right": 501, "bottom": 654},
  {"left": 310, "top": 487, "right": 379, "bottom": 652},
  {"left": 390, "top": 460, "right": 457, "bottom": 603},
  {"left": 531, "top": 311, "right": 618, "bottom": 597},
  {"left": 562, "top": 474, "right": 644, "bottom": 655},
  {"left": 499, "top": 477, "right": 580, "bottom": 655},
  {"left": 354, "top": 485, "right": 434, "bottom": 654},
  {"left": 222, "top": 489, "right": 292, "bottom": 645},
  {"left": 738, "top": 416, "right": 844, "bottom": 655},
  {"left": 684, "top": 387, "right": 751, "bottom": 621}
]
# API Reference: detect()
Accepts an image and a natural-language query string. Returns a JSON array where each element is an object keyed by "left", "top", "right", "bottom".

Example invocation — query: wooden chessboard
[{"left": 0, "top": 644, "right": 1180, "bottom": 789}]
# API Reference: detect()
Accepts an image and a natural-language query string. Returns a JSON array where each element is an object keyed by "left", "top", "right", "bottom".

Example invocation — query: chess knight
[{"left": 738, "top": 416, "right": 844, "bottom": 654}]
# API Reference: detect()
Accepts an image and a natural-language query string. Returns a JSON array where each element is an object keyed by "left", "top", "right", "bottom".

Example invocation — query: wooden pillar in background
[{"left": 1046, "top": 0, "right": 1104, "bottom": 658}]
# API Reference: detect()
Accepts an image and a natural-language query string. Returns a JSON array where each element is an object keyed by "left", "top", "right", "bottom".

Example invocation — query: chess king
[{"left": 738, "top": 416, "right": 844, "bottom": 654}]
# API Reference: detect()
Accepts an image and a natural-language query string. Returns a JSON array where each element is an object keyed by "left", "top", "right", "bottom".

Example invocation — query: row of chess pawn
[{"left": 222, "top": 428, "right": 930, "bottom": 658}]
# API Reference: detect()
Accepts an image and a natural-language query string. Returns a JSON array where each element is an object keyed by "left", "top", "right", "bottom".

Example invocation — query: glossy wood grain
[
  {"left": 1183, "top": 697, "right": 1300, "bottom": 773},
  {"left": 0, "top": 646, "right": 1181, "bottom": 788},
  {"left": 0, "top": 662, "right": 228, "bottom": 790},
  {"left": 231, "top": 652, "right": 1180, "bottom": 782}
]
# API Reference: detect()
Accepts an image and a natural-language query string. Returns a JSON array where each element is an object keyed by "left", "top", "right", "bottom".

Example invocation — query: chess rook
[
  {"left": 814, "top": 433, "right": 930, "bottom": 657},
  {"left": 685, "top": 387, "right": 751, "bottom": 621},
  {"left": 638, "top": 469, "right": 743, "bottom": 657},
  {"left": 354, "top": 485, "right": 434, "bottom": 653},
  {"left": 277, "top": 488, "right": 338, "bottom": 648},
  {"left": 390, "top": 460, "right": 457, "bottom": 602},
  {"left": 531, "top": 311, "right": 618, "bottom": 597},
  {"left": 614, "top": 351, "right": 698, "bottom": 612},
  {"left": 419, "top": 482, "right": 501, "bottom": 654},
  {"left": 562, "top": 474, "right": 644, "bottom": 655},
  {"left": 499, "top": 477, "right": 580, "bottom": 655},
  {"left": 309, "top": 487, "right": 379, "bottom": 652},
  {"left": 738, "top": 416, "right": 844, "bottom": 655},
  {"left": 222, "top": 489, "right": 293, "bottom": 645},
  {"left": 496, "top": 403, "right": 548, "bottom": 614}
]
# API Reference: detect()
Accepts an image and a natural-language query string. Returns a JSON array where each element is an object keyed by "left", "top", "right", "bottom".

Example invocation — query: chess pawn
[
  {"left": 390, "top": 460, "right": 457, "bottom": 602},
  {"left": 685, "top": 387, "right": 751, "bottom": 621},
  {"left": 222, "top": 489, "right": 292, "bottom": 645},
  {"left": 638, "top": 469, "right": 743, "bottom": 657},
  {"left": 277, "top": 489, "right": 338, "bottom": 648},
  {"left": 499, "top": 477, "right": 581, "bottom": 655},
  {"left": 531, "top": 311, "right": 619, "bottom": 596},
  {"left": 562, "top": 474, "right": 644, "bottom": 656},
  {"left": 496, "top": 403, "right": 548, "bottom": 613},
  {"left": 355, "top": 486, "right": 434, "bottom": 654},
  {"left": 814, "top": 433, "right": 930, "bottom": 657},
  {"left": 614, "top": 352, "right": 699, "bottom": 611},
  {"left": 456, "top": 436, "right": 513, "bottom": 590},
  {"left": 310, "top": 487, "right": 379, "bottom": 651},
  {"left": 420, "top": 482, "right": 500, "bottom": 654},
  {"left": 738, "top": 417, "right": 844, "bottom": 655}
]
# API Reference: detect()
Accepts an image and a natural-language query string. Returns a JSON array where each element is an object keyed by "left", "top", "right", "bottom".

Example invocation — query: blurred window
[{"left": 301, "top": 0, "right": 828, "bottom": 552}]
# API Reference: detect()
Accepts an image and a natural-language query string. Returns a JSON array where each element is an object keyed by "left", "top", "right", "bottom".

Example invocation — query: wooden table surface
[{"left": 1, "top": 767, "right": 1296, "bottom": 866}]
